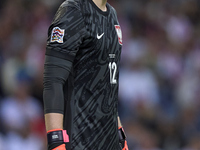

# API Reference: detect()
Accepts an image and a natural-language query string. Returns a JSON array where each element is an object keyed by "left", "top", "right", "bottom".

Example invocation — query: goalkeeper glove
[
  {"left": 118, "top": 127, "right": 129, "bottom": 150},
  {"left": 47, "top": 129, "right": 69, "bottom": 150}
]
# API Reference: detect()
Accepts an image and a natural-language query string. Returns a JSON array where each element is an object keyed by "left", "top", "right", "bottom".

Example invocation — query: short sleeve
[{"left": 46, "top": 2, "right": 86, "bottom": 62}]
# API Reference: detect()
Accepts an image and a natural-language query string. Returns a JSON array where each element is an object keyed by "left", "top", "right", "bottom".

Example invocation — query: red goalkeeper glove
[
  {"left": 47, "top": 129, "right": 69, "bottom": 150},
  {"left": 51, "top": 144, "right": 66, "bottom": 150},
  {"left": 118, "top": 127, "right": 129, "bottom": 150}
]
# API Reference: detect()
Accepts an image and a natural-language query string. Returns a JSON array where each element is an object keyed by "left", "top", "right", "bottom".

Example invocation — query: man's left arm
[{"left": 118, "top": 116, "right": 129, "bottom": 150}]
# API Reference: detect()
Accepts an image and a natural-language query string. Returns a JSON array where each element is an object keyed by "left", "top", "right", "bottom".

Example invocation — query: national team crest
[
  {"left": 115, "top": 25, "right": 122, "bottom": 45},
  {"left": 50, "top": 27, "right": 65, "bottom": 43}
]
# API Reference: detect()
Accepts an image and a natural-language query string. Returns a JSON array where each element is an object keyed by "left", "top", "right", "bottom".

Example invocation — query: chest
[
  {"left": 82, "top": 13, "right": 122, "bottom": 61},
  {"left": 92, "top": 15, "right": 121, "bottom": 46}
]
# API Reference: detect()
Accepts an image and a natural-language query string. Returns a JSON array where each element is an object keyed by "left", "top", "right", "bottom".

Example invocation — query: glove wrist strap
[
  {"left": 118, "top": 127, "right": 126, "bottom": 141},
  {"left": 47, "top": 129, "right": 69, "bottom": 145}
]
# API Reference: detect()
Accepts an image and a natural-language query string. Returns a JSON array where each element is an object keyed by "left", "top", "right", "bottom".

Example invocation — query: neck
[{"left": 92, "top": 0, "right": 107, "bottom": 11}]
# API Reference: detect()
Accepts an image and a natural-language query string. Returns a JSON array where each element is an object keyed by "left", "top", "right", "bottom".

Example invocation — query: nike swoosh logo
[{"left": 97, "top": 33, "right": 104, "bottom": 39}]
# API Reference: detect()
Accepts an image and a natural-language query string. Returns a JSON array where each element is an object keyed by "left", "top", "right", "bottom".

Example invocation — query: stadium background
[{"left": 0, "top": 0, "right": 200, "bottom": 149}]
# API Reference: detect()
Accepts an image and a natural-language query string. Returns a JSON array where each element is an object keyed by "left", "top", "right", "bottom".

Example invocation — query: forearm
[
  {"left": 43, "top": 56, "right": 72, "bottom": 131},
  {"left": 118, "top": 116, "right": 122, "bottom": 128},
  {"left": 45, "top": 113, "right": 64, "bottom": 131}
]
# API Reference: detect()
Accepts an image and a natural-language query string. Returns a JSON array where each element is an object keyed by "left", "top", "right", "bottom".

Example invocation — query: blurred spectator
[
  {"left": 0, "top": 69, "right": 45, "bottom": 150},
  {"left": 118, "top": 0, "right": 200, "bottom": 149},
  {"left": 0, "top": 133, "right": 4, "bottom": 150}
]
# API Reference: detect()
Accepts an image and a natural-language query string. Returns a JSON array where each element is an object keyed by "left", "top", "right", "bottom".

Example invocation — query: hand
[
  {"left": 51, "top": 144, "right": 66, "bottom": 150},
  {"left": 119, "top": 139, "right": 129, "bottom": 150},
  {"left": 121, "top": 140, "right": 129, "bottom": 150},
  {"left": 118, "top": 127, "right": 129, "bottom": 150}
]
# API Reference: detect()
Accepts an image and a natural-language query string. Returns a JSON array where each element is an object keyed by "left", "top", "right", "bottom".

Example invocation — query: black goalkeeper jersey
[{"left": 45, "top": 0, "right": 122, "bottom": 149}]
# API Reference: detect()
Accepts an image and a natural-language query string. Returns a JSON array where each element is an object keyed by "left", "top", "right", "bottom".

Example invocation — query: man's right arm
[
  {"left": 43, "top": 55, "right": 72, "bottom": 150},
  {"left": 43, "top": 1, "right": 87, "bottom": 149}
]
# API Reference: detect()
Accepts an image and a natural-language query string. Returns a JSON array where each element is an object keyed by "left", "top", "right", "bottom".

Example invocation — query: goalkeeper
[{"left": 43, "top": 0, "right": 128, "bottom": 149}]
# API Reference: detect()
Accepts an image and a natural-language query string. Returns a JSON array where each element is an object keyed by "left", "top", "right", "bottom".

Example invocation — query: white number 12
[{"left": 108, "top": 62, "right": 117, "bottom": 84}]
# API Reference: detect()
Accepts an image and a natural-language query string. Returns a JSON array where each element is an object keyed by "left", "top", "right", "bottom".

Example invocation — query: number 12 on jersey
[{"left": 108, "top": 62, "right": 117, "bottom": 84}]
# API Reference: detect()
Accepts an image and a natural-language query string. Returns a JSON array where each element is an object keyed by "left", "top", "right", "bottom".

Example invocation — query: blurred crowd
[{"left": 0, "top": 0, "right": 200, "bottom": 150}]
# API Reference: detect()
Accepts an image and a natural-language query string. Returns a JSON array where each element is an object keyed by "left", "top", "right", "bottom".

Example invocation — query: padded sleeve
[{"left": 43, "top": 55, "right": 72, "bottom": 114}]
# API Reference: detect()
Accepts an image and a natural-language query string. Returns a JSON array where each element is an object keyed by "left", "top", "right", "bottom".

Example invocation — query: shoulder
[
  {"left": 60, "top": 0, "right": 82, "bottom": 10},
  {"left": 107, "top": 3, "right": 118, "bottom": 18},
  {"left": 52, "top": 0, "right": 83, "bottom": 24},
  {"left": 107, "top": 3, "right": 117, "bottom": 14}
]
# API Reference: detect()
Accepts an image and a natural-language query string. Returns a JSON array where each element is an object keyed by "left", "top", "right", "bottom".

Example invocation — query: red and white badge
[
  {"left": 50, "top": 27, "right": 65, "bottom": 43},
  {"left": 115, "top": 25, "right": 122, "bottom": 45}
]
